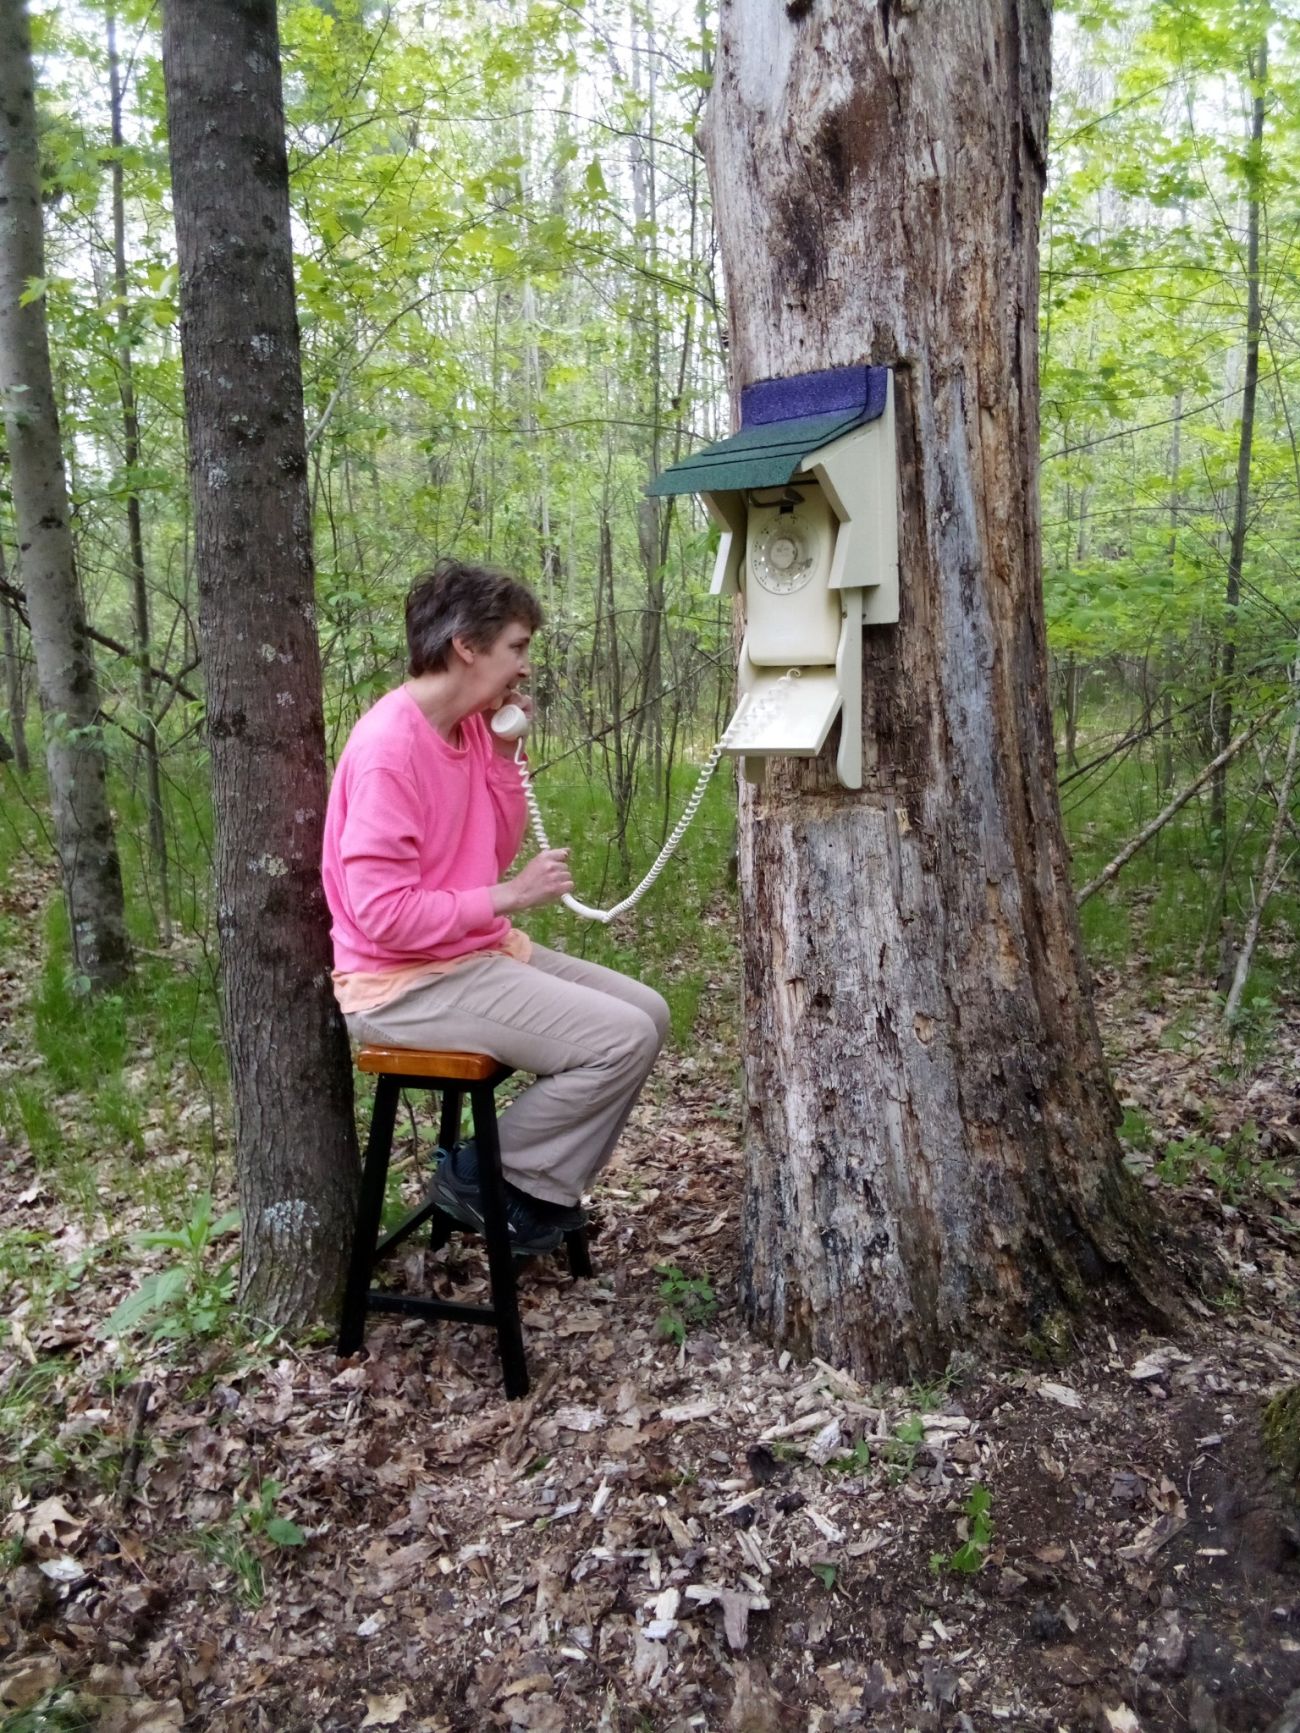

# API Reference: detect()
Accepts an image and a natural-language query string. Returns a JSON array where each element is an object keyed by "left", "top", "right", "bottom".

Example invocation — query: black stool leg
[
  {"left": 430, "top": 1083, "right": 462, "bottom": 1251},
  {"left": 471, "top": 1081, "right": 529, "bottom": 1399},
  {"left": 338, "top": 1075, "right": 400, "bottom": 1356},
  {"left": 437, "top": 1085, "right": 463, "bottom": 1155},
  {"left": 565, "top": 1228, "right": 593, "bottom": 1279}
]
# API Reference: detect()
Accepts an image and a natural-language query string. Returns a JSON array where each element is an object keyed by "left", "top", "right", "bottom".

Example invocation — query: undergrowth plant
[
  {"left": 655, "top": 1264, "right": 718, "bottom": 1345},
  {"left": 1156, "top": 1119, "right": 1292, "bottom": 1202},
  {"left": 100, "top": 1193, "right": 240, "bottom": 1343},
  {"left": 931, "top": 1483, "right": 994, "bottom": 1575},
  {"left": 189, "top": 1477, "right": 306, "bottom": 1609}
]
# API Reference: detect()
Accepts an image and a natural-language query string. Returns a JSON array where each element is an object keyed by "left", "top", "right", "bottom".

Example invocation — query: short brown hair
[{"left": 405, "top": 559, "right": 543, "bottom": 676}]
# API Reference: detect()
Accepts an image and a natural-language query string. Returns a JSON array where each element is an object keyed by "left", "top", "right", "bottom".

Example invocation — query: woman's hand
[{"left": 491, "top": 848, "right": 573, "bottom": 914}]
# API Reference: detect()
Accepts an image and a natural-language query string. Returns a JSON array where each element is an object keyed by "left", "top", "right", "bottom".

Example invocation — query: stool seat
[
  {"left": 357, "top": 1045, "right": 499, "bottom": 1082},
  {"left": 339, "top": 1045, "right": 592, "bottom": 1397}
]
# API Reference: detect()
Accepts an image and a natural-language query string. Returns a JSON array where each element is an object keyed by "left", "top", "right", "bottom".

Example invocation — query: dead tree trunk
[
  {"left": 704, "top": 0, "right": 1165, "bottom": 1379},
  {"left": 0, "top": 0, "right": 130, "bottom": 988},
  {"left": 162, "top": 0, "right": 358, "bottom": 1325}
]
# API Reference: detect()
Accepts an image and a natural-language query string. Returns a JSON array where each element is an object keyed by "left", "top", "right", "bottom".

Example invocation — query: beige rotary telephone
[{"left": 645, "top": 363, "right": 899, "bottom": 789}]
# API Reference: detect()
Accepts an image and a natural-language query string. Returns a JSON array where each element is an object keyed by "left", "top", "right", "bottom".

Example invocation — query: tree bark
[
  {"left": 161, "top": 0, "right": 358, "bottom": 1325},
  {"left": 704, "top": 0, "right": 1165, "bottom": 1379},
  {"left": 0, "top": 0, "right": 130, "bottom": 988}
]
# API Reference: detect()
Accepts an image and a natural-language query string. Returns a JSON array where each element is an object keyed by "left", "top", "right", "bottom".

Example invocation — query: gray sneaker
[{"left": 431, "top": 1144, "right": 564, "bottom": 1256}]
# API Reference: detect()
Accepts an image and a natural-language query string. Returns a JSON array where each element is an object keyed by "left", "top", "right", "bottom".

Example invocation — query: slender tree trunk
[
  {"left": 108, "top": 6, "right": 171, "bottom": 946},
  {"left": 0, "top": 538, "right": 29, "bottom": 776},
  {"left": 1224, "top": 696, "right": 1300, "bottom": 1025},
  {"left": 1210, "top": 37, "right": 1267, "bottom": 848},
  {"left": 161, "top": 0, "right": 358, "bottom": 1325},
  {"left": 628, "top": 5, "right": 666, "bottom": 794},
  {"left": 1159, "top": 394, "right": 1182, "bottom": 799},
  {"left": 1063, "top": 653, "right": 1080, "bottom": 771},
  {"left": 0, "top": 0, "right": 130, "bottom": 988},
  {"left": 704, "top": 0, "right": 1165, "bottom": 1379}
]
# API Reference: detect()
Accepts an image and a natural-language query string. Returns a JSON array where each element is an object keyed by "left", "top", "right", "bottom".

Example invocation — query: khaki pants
[{"left": 345, "top": 944, "right": 670, "bottom": 1206}]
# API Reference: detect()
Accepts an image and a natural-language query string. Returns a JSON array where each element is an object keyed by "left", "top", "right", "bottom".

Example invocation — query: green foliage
[
  {"left": 187, "top": 1478, "right": 306, "bottom": 1610},
  {"left": 1155, "top": 1119, "right": 1292, "bottom": 1201},
  {"left": 1119, "top": 1107, "right": 1152, "bottom": 1151},
  {"left": 100, "top": 1194, "right": 239, "bottom": 1343},
  {"left": 0, "top": 1694, "right": 99, "bottom": 1733},
  {"left": 655, "top": 1263, "right": 717, "bottom": 1345},
  {"left": 238, "top": 1477, "right": 307, "bottom": 1550},
  {"left": 931, "top": 1483, "right": 994, "bottom": 1576},
  {"left": 883, "top": 1413, "right": 927, "bottom": 1483},
  {"left": 824, "top": 1437, "right": 872, "bottom": 1476},
  {"left": 1222, "top": 992, "right": 1280, "bottom": 1074}
]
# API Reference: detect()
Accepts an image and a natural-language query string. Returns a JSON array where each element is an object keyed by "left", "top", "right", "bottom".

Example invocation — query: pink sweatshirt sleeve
[
  {"left": 486, "top": 750, "right": 528, "bottom": 875},
  {"left": 340, "top": 765, "right": 495, "bottom": 951}
]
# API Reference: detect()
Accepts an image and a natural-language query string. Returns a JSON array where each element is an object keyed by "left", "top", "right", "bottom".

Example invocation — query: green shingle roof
[{"left": 645, "top": 408, "right": 865, "bottom": 498}]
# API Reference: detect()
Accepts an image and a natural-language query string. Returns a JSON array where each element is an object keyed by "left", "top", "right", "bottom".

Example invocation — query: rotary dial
[{"left": 750, "top": 514, "right": 818, "bottom": 595}]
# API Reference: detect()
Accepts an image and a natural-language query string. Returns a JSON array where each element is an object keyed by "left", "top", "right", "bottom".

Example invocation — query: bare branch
[
  {"left": 0, "top": 574, "right": 201, "bottom": 704},
  {"left": 1076, "top": 713, "right": 1275, "bottom": 907}
]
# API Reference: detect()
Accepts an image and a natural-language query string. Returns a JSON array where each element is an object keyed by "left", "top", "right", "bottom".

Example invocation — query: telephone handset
[{"left": 490, "top": 703, "right": 530, "bottom": 742}]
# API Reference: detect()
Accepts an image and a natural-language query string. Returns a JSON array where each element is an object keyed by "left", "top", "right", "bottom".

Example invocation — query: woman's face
[{"left": 461, "top": 619, "right": 533, "bottom": 711}]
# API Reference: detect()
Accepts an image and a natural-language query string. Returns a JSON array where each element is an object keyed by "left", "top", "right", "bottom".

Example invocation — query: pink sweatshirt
[{"left": 322, "top": 687, "right": 528, "bottom": 974}]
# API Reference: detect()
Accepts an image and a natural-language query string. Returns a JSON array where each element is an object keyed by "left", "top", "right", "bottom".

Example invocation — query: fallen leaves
[
  {"left": 22, "top": 1494, "right": 83, "bottom": 1551},
  {"left": 360, "top": 1692, "right": 408, "bottom": 1727},
  {"left": 0, "top": 1655, "right": 61, "bottom": 1710},
  {"left": 5, "top": 978, "right": 1300, "bottom": 1733}
]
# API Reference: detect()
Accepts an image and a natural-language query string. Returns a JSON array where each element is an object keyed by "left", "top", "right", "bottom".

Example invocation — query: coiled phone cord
[{"left": 512, "top": 669, "right": 801, "bottom": 924}]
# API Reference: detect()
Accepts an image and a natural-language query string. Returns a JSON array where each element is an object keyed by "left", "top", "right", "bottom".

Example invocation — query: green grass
[{"left": 0, "top": 1696, "right": 100, "bottom": 1732}]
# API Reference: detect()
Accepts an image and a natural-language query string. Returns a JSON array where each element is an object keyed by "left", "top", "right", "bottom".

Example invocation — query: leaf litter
[{"left": 4, "top": 938, "right": 1300, "bottom": 1726}]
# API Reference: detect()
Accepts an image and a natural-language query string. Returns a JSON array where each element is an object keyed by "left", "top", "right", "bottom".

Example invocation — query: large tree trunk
[
  {"left": 0, "top": 0, "right": 131, "bottom": 989},
  {"left": 704, "top": 0, "right": 1165, "bottom": 1379},
  {"left": 162, "top": 0, "right": 358, "bottom": 1325}
]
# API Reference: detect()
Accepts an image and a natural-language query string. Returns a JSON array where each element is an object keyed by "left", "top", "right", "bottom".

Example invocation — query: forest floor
[{"left": 4, "top": 886, "right": 1300, "bottom": 1731}]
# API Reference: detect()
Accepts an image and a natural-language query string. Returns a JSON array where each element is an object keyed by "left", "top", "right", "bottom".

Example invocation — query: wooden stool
[{"left": 337, "top": 1045, "right": 593, "bottom": 1398}]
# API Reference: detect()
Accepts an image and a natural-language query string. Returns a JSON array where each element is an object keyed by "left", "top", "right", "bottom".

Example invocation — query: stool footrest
[
  {"left": 366, "top": 1291, "right": 497, "bottom": 1327},
  {"left": 374, "top": 1195, "right": 445, "bottom": 1260}
]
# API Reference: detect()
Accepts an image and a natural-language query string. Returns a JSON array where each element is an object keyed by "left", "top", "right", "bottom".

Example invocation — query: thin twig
[{"left": 116, "top": 1379, "right": 156, "bottom": 1508}]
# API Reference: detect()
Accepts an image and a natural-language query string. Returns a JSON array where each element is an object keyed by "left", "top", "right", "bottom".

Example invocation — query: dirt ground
[{"left": 4, "top": 955, "right": 1300, "bottom": 1732}]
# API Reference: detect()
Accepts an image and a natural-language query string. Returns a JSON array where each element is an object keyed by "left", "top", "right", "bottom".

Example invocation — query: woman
[{"left": 322, "top": 558, "right": 670, "bottom": 1254}]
